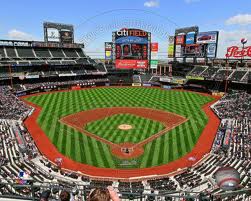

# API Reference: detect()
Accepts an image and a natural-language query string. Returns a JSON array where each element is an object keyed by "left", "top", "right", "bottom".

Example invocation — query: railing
[{"left": 0, "top": 180, "right": 250, "bottom": 201}]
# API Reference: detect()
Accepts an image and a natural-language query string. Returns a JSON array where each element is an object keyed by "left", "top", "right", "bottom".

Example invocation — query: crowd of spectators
[
  {"left": 0, "top": 86, "right": 31, "bottom": 120},
  {"left": 211, "top": 91, "right": 251, "bottom": 192},
  {"left": 15, "top": 78, "right": 109, "bottom": 91}
]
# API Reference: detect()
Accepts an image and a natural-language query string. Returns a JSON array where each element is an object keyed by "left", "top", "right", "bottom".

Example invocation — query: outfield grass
[
  {"left": 85, "top": 114, "right": 165, "bottom": 144},
  {"left": 25, "top": 87, "right": 214, "bottom": 168}
]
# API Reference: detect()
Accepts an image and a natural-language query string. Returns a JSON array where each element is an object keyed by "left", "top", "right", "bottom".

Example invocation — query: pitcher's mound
[{"left": 118, "top": 124, "right": 133, "bottom": 130}]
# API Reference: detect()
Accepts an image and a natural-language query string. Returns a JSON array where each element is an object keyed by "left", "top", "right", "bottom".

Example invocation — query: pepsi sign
[{"left": 186, "top": 33, "right": 195, "bottom": 45}]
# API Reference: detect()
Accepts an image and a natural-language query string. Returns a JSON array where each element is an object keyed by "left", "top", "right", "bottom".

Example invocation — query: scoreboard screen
[{"left": 115, "top": 44, "right": 148, "bottom": 60}]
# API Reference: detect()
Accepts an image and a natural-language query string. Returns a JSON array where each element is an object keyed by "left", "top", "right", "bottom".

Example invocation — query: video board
[
  {"left": 196, "top": 31, "right": 218, "bottom": 44},
  {"left": 112, "top": 28, "right": 151, "bottom": 69},
  {"left": 44, "top": 22, "right": 74, "bottom": 44},
  {"left": 169, "top": 27, "right": 219, "bottom": 59}
]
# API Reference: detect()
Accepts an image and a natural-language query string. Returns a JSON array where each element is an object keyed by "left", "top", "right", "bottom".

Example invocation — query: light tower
[{"left": 240, "top": 38, "right": 247, "bottom": 64}]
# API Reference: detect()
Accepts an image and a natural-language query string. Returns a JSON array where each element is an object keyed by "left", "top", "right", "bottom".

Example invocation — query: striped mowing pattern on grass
[
  {"left": 25, "top": 87, "right": 214, "bottom": 168},
  {"left": 85, "top": 114, "right": 165, "bottom": 144}
]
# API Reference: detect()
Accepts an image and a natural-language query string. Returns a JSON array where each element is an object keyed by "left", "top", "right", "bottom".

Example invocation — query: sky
[{"left": 0, "top": 0, "right": 251, "bottom": 58}]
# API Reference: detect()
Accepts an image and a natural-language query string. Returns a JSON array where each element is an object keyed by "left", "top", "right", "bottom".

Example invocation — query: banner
[
  {"left": 186, "top": 76, "right": 204, "bottom": 80},
  {"left": 183, "top": 44, "right": 206, "bottom": 57},
  {"left": 150, "top": 42, "right": 158, "bottom": 69},
  {"left": 44, "top": 22, "right": 74, "bottom": 43},
  {"left": 150, "top": 60, "right": 158, "bottom": 69},
  {"left": 115, "top": 60, "right": 148, "bottom": 69},
  {"left": 225, "top": 46, "right": 251, "bottom": 58},
  {"left": 115, "top": 36, "right": 148, "bottom": 44},
  {"left": 172, "top": 79, "right": 185, "bottom": 84},
  {"left": 60, "top": 30, "right": 73, "bottom": 43},
  {"left": 186, "top": 33, "right": 195, "bottom": 45},
  {"left": 151, "top": 43, "right": 158, "bottom": 52},
  {"left": 175, "top": 45, "right": 182, "bottom": 57},
  {"left": 143, "top": 83, "right": 152, "bottom": 87},
  {"left": 168, "top": 36, "right": 175, "bottom": 58},
  {"left": 175, "top": 35, "right": 185, "bottom": 45},
  {"left": 207, "top": 43, "right": 217, "bottom": 58},
  {"left": 163, "top": 85, "right": 172, "bottom": 90},
  {"left": 168, "top": 45, "right": 174, "bottom": 58},
  {"left": 25, "top": 75, "right": 39, "bottom": 79},
  {"left": 197, "top": 31, "right": 218, "bottom": 44},
  {"left": 47, "top": 28, "right": 60, "bottom": 42},
  {"left": 105, "top": 42, "right": 113, "bottom": 60},
  {"left": 160, "top": 77, "right": 171, "bottom": 82},
  {"left": 132, "top": 83, "right": 142, "bottom": 86}
]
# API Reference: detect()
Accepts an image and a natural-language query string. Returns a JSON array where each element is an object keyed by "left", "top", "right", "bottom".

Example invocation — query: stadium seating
[
  {"left": 139, "top": 74, "right": 152, "bottom": 82},
  {"left": 241, "top": 71, "right": 250, "bottom": 83},
  {"left": 213, "top": 69, "right": 233, "bottom": 80},
  {"left": 200, "top": 67, "right": 219, "bottom": 79},
  {"left": 5, "top": 47, "right": 18, "bottom": 58},
  {"left": 49, "top": 48, "right": 65, "bottom": 58},
  {"left": 0, "top": 47, "right": 6, "bottom": 58},
  {"left": 228, "top": 70, "right": 247, "bottom": 82},
  {"left": 34, "top": 48, "right": 51, "bottom": 58},
  {"left": 187, "top": 66, "right": 208, "bottom": 76},
  {"left": 62, "top": 48, "right": 78, "bottom": 58},
  {"left": 16, "top": 47, "right": 35, "bottom": 58}
]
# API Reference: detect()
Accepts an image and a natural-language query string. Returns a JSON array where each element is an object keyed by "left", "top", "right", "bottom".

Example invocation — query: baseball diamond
[{"left": 24, "top": 87, "right": 215, "bottom": 170}]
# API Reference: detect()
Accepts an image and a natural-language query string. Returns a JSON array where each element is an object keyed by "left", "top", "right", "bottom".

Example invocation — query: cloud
[
  {"left": 184, "top": 0, "right": 200, "bottom": 4},
  {"left": 217, "top": 29, "right": 251, "bottom": 57},
  {"left": 225, "top": 14, "right": 251, "bottom": 26},
  {"left": 144, "top": 0, "right": 159, "bottom": 8},
  {"left": 8, "top": 29, "right": 35, "bottom": 41}
]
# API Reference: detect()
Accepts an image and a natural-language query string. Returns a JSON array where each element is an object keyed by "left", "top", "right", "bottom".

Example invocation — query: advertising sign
[
  {"left": 60, "top": 30, "right": 73, "bottom": 43},
  {"left": 44, "top": 22, "right": 74, "bottom": 43},
  {"left": 186, "top": 33, "right": 195, "bottom": 45},
  {"left": 175, "top": 35, "right": 185, "bottom": 45},
  {"left": 151, "top": 43, "right": 158, "bottom": 52},
  {"left": 168, "top": 36, "right": 175, "bottom": 58},
  {"left": 105, "top": 42, "right": 113, "bottom": 60},
  {"left": 47, "top": 28, "right": 60, "bottom": 42},
  {"left": 183, "top": 44, "right": 206, "bottom": 57},
  {"left": 207, "top": 43, "right": 217, "bottom": 58},
  {"left": 115, "top": 60, "right": 148, "bottom": 69},
  {"left": 186, "top": 76, "right": 204, "bottom": 80},
  {"left": 169, "top": 36, "right": 175, "bottom": 44},
  {"left": 150, "top": 60, "right": 158, "bottom": 69},
  {"left": 175, "top": 45, "right": 182, "bottom": 57},
  {"left": 150, "top": 42, "right": 158, "bottom": 69},
  {"left": 25, "top": 75, "right": 39, "bottom": 79},
  {"left": 168, "top": 45, "right": 174, "bottom": 58},
  {"left": 115, "top": 29, "right": 148, "bottom": 38},
  {"left": 115, "top": 36, "right": 148, "bottom": 44},
  {"left": 225, "top": 46, "right": 251, "bottom": 58},
  {"left": 196, "top": 31, "right": 218, "bottom": 44}
]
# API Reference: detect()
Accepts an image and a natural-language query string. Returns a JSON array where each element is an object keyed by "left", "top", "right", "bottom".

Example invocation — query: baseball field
[{"left": 24, "top": 87, "right": 214, "bottom": 169}]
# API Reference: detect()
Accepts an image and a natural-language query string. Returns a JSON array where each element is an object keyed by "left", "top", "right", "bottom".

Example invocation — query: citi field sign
[{"left": 116, "top": 28, "right": 148, "bottom": 37}]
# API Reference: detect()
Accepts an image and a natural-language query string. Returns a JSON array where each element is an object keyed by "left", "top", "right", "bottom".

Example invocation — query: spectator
[
  {"left": 60, "top": 190, "right": 71, "bottom": 201},
  {"left": 40, "top": 189, "right": 51, "bottom": 201},
  {"left": 89, "top": 187, "right": 120, "bottom": 201}
]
